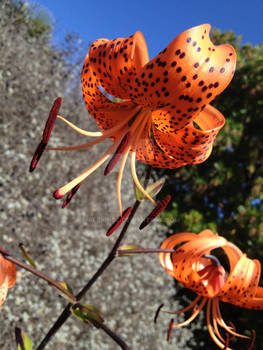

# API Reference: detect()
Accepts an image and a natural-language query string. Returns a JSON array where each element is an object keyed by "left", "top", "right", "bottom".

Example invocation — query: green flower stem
[
  {"left": 0, "top": 251, "right": 75, "bottom": 302},
  {"left": 36, "top": 165, "right": 152, "bottom": 350},
  {"left": 116, "top": 248, "right": 174, "bottom": 256}
]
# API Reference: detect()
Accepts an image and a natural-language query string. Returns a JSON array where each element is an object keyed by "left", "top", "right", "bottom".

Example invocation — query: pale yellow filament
[
  {"left": 215, "top": 299, "right": 249, "bottom": 339},
  {"left": 206, "top": 299, "right": 231, "bottom": 349},
  {"left": 130, "top": 151, "right": 156, "bottom": 206},
  {"left": 130, "top": 112, "right": 156, "bottom": 206},
  {"left": 48, "top": 106, "right": 142, "bottom": 151},
  {"left": 57, "top": 115, "right": 102, "bottom": 137},
  {"left": 175, "top": 297, "right": 207, "bottom": 327},
  {"left": 55, "top": 135, "right": 125, "bottom": 197},
  {"left": 163, "top": 295, "right": 202, "bottom": 315},
  {"left": 116, "top": 145, "right": 131, "bottom": 215}
]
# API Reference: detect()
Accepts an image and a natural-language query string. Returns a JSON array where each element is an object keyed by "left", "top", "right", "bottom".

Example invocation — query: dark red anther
[
  {"left": 62, "top": 184, "right": 81, "bottom": 208},
  {"left": 29, "top": 140, "right": 46, "bottom": 172},
  {"left": 42, "top": 97, "right": 62, "bottom": 143},
  {"left": 139, "top": 194, "right": 171, "bottom": 230},
  {"left": 247, "top": 330, "right": 256, "bottom": 350},
  {"left": 104, "top": 131, "right": 132, "bottom": 176},
  {"left": 29, "top": 97, "right": 62, "bottom": 172},
  {"left": 106, "top": 207, "right": 132, "bottom": 236},
  {"left": 154, "top": 303, "right": 164, "bottom": 324},
  {"left": 223, "top": 333, "right": 230, "bottom": 350},
  {"left": 53, "top": 189, "right": 64, "bottom": 200},
  {"left": 227, "top": 322, "right": 236, "bottom": 341},
  {"left": 167, "top": 318, "right": 174, "bottom": 342}
]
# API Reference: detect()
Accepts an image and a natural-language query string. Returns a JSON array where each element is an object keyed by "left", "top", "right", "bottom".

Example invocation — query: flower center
[{"left": 198, "top": 256, "right": 227, "bottom": 298}]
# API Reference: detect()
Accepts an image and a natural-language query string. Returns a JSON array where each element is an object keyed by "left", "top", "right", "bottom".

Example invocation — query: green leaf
[
  {"left": 117, "top": 244, "right": 141, "bottom": 257},
  {"left": 19, "top": 243, "right": 37, "bottom": 269},
  {"left": 71, "top": 304, "right": 104, "bottom": 328},
  {"left": 134, "top": 178, "right": 165, "bottom": 201},
  {"left": 56, "top": 281, "right": 75, "bottom": 303},
  {"left": 15, "top": 328, "right": 32, "bottom": 350},
  {"left": 145, "top": 177, "right": 166, "bottom": 198}
]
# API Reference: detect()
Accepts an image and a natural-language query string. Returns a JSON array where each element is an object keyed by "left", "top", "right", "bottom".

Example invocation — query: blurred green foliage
[
  {"left": 158, "top": 29, "right": 263, "bottom": 349},
  {"left": 5, "top": 0, "right": 53, "bottom": 40}
]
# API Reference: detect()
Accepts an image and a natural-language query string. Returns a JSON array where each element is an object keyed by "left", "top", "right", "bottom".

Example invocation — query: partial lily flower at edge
[
  {"left": 0, "top": 251, "right": 16, "bottom": 306},
  {"left": 30, "top": 24, "right": 236, "bottom": 212},
  {"left": 159, "top": 230, "right": 263, "bottom": 349}
]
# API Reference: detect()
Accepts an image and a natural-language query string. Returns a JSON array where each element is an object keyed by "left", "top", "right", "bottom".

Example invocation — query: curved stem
[
  {"left": 116, "top": 248, "right": 174, "bottom": 256},
  {"left": 99, "top": 322, "right": 130, "bottom": 350},
  {"left": 36, "top": 165, "right": 152, "bottom": 350},
  {"left": 0, "top": 252, "right": 75, "bottom": 302}
]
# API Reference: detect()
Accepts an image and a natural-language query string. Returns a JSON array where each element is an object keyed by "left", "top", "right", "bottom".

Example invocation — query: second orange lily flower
[
  {"left": 159, "top": 230, "right": 263, "bottom": 349},
  {"left": 31, "top": 24, "right": 236, "bottom": 211},
  {"left": 0, "top": 252, "right": 16, "bottom": 306}
]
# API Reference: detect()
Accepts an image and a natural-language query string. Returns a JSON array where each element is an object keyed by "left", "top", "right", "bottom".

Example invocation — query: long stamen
[
  {"left": 175, "top": 297, "right": 207, "bottom": 327},
  {"left": 163, "top": 295, "right": 202, "bottom": 315},
  {"left": 47, "top": 137, "right": 108, "bottom": 152},
  {"left": 117, "top": 145, "right": 131, "bottom": 214},
  {"left": 57, "top": 105, "right": 141, "bottom": 137},
  {"left": 53, "top": 140, "right": 120, "bottom": 199},
  {"left": 129, "top": 113, "right": 157, "bottom": 206},
  {"left": 131, "top": 151, "right": 156, "bottom": 206},
  {"left": 206, "top": 299, "right": 230, "bottom": 349},
  {"left": 47, "top": 107, "right": 142, "bottom": 151},
  {"left": 104, "top": 131, "right": 132, "bottom": 176},
  {"left": 212, "top": 299, "right": 225, "bottom": 343},
  {"left": 57, "top": 115, "right": 102, "bottom": 137},
  {"left": 215, "top": 300, "right": 249, "bottom": 339},
  {"left": 114, "top": 108, "right": 152, "bottom": 214}
]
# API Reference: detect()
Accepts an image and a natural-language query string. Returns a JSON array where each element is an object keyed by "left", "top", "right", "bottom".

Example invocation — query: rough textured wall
[{"left": 0, "top": 1, "right": 202, "bottom": 349}]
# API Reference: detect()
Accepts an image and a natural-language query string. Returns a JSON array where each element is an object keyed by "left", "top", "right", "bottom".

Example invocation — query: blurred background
[{"left": 0, "top": 0, "right": 262, "bottom": 349}]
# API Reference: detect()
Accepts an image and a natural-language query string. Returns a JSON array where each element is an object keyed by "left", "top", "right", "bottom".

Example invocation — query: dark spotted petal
[
  {"left": 135, "top": 120, "right": 186, "bottom": 169},
  {"left": 153, "top": 104, "right": 225, "bottom": 165},
  {"left": 85, "top": 31, "right": 149, "bottom": 100},
  {"left": 130, "top": 24, "right": 236, "bottom": 132},
  {"left": 82, "top": 57, "right": 138, "bottom": 132}
]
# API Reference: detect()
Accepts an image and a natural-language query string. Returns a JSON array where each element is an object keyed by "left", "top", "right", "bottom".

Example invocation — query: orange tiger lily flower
[
  {"left": 0, "top": 252, "right": 16, "bottom": 306},
  {"left": 159, "top": 230, "right": 262, "bottom": 349},
  {"left": 34, "top": 24, "right": 236, "bottom": 212}
]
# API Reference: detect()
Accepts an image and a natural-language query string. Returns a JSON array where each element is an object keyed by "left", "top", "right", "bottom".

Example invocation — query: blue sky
[{"left": 31, "top": 0, "right": 262, "bottom": 58}]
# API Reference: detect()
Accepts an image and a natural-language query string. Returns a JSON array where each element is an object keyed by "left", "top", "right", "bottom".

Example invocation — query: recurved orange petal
[
  {"left": 0, "top": 278, "right": 8, "bottom": 306},
  {"left": 81, "top": 59, "right": 138, "bottom": 132},
  {"left": 153, "top": 104, "right": 224, "bottom": 165},
  {"left": 0, "top": 255, "right": 6, "bottom": 285},
  {"left": 134, "top": 119, "right": 186, "bottom": 169},
  {"left": 4, "top": 258, "right": 16, "bottom": 288},
  {"left": 219, "top": 254, "right": 262, "bottom": 309},
  {"left": 131, "top": 24, "right": 236, "bottom": 131},
  {"left": 86, "top": 32, "right": 149, "bottom": 100},
  {"left": 159, "top": 232, "right": 198, "bottom": 277}
]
